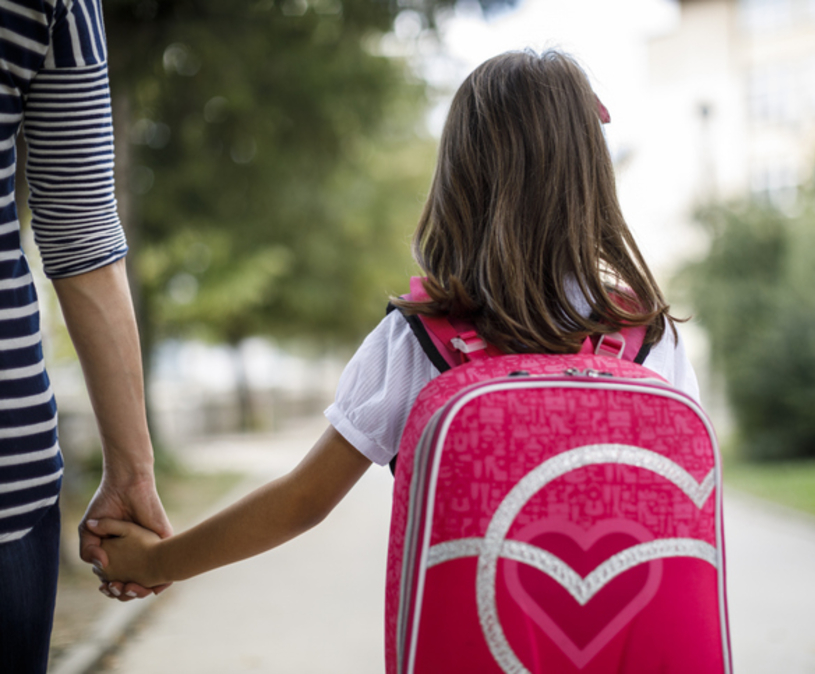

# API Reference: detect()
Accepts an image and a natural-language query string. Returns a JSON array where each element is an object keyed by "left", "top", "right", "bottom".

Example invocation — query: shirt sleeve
[
  {"left": 641, "top": 321, "right": 702, "bottom": 402},
  {"left": 22, "top": 0, "right": 127, "bottom": 279},
  {"left": 325, "top": 311, "right": 440, "bottom": 466}
]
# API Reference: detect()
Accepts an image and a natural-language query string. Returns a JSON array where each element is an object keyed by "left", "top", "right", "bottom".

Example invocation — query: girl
[{"left": 89, "top": 49, "right": 699, "bottom": 590}]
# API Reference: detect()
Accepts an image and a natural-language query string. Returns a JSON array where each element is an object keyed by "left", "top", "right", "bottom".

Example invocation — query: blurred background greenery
[
  {"left": 679, "top": 186, "right": 815, "bottom": 464},
  {"left": 676, "top": 184, "right": 815, "bottom": 513},
  {"left": 100, "top": 0, "right": 517, "bottom": 435},
  {"left": 105, "top": 0, "right": 446, "bottom": 349}
]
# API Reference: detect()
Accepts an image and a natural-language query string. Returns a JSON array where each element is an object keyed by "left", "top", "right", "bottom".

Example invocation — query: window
[
  {"left": 805, "top": 58, "right": 815, "bottom": 114},
  {"left": 750, "top": 159, "right": 800, "bottom": 209},
  {"left": 747, "top": 65, "right": 797, "bottom": 123},
  {"left": 738, "top": 0, "right": 793, "bottom": 32}
]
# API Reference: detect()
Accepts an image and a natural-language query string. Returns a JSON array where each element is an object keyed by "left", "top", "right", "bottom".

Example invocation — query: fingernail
[
  {"left": 101, "top": 588, "right": 112, "bottom": 597},
  {"left": 110, "top": 586, "right": 122, "bottom": 597},
  {"left": 87, "top": 519, "right": 98, "bottom": 527},
  {"left": 92, "top": 560, "right": 104, "bottom": 571},
  {"left": 126, "top": 591, "right": 138, "bottom": 598}
]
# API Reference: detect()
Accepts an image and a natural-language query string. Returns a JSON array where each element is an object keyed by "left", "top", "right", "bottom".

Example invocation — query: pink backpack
[{"left": 385, "top": 278, "right": 731, "bottom": 674}]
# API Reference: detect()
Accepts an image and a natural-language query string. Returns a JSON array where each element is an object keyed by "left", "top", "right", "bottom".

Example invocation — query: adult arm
[
  {"left": 22, "top": 0, "right": 172, "bottom": 598},
  {"left": 91, "top": 426, "right": 371, "bottom": 587},
  {"left": 53, "top": 259, "right": 173, "bottom": 599}
]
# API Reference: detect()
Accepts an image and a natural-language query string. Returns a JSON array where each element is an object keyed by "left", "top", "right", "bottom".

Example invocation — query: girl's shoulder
[
  {"left": 326, "top": 311, "right": 439, "bottom": 466},
  {"left": 641, "top": 320, "right": 701, "bottom": 402},
  {"left": 359, "top": 309, "right": 433, "bottom": 366}
]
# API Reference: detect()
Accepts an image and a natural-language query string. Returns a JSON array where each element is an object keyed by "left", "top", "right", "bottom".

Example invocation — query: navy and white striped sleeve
[{"left": 22, "top": 0, "right": 127, "bottom": 279}]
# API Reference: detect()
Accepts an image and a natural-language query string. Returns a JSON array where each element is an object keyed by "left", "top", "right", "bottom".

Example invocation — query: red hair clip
[{"left": 595, "top": 95, "right": 611, "bottom": 124}]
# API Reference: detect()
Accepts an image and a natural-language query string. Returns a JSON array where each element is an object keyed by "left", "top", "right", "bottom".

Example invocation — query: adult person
[{"left": 0, "top": 1, "right": 171, "bottom": 671}]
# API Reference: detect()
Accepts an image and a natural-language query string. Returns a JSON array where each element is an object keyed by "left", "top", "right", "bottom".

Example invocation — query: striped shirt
[{"left": 0, "top": 0, "right": 127, "bottom": 543}]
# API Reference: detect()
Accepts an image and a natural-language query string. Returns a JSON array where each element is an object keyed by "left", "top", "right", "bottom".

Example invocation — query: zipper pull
[{"left": 564, "top": 368, "right": 614, "bottom": 377}]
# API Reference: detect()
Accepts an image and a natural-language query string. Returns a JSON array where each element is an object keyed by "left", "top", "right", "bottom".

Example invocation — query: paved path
[
  {"left": 92, "top": 421, "right": 815, "bottom": 674},
  {"left": 723, "top": 490, "right": 815, "bottom": 673},
  {"left": 95, "top": 419, "right": 392, "bottom": 674}
]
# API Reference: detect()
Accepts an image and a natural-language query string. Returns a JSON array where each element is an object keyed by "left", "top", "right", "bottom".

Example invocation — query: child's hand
[{"left": 86, "top": 518, "right": 166, "bottom": 589}]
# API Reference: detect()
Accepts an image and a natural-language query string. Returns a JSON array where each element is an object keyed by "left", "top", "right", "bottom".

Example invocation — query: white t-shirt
[{"left": 325, "top": 310, "right": 701, "bottom": 467}]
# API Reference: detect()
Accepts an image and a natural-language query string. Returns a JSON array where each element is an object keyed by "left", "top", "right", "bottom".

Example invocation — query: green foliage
[
  {"left": 104, "top": 0, "right": 471, "bottom": 347},
  {"left": 723, "top": 456, "right": 815, "bottom": 516},
  {"left": 679, "top": 187, "right": 815, "bottom": 460}
]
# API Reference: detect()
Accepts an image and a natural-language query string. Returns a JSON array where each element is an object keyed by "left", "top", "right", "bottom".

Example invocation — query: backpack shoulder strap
[
  {"left": 580, "top": 289, "right": 651, "bottom": 363},
  {"left": 391, "top": 277, "right": 651, "bottom": 369},
  {"left": 390, "top": 277, "right": 502, "bottom": 370},
  {"left": 578, "top": 326, "right": 651, "bottom": 363},
  {"left": 386, "top": 308, "right": 453, "bottom": 373}
]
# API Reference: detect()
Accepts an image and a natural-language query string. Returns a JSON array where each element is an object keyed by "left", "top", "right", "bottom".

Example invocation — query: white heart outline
[
  {"left": 416, "top": 443, "right": 717, "bottom": 674},
  {"left": 428, "top": 536, "right": 716, "bottom": 606}
]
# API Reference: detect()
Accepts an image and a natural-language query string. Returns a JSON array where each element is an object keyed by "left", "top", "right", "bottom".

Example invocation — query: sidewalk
[
  {"left": 85, "top": 418, "right": 393, "bottom": 674},
  {"left": 55, "top": 420, "right": 815, "bottom": 673},
  {"left": 723, "top": 489, "right": 815, "bottom": 673}
]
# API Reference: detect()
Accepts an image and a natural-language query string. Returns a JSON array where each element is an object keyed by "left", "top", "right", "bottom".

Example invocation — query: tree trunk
[{"left": 232, "top": 342, "right": 255, "bottom": 432}]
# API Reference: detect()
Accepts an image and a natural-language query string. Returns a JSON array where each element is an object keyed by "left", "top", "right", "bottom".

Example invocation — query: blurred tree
[
  {"left": 103, "top": 0, "right": 516, "bottom": 428},
  {"left": 679, "top": 187, "right": 815, "bottom": 461}
]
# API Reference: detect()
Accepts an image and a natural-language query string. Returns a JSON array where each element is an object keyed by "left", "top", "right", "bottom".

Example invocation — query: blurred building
[
  {"left": 625, "top": 0, "right": 815, "bottom": 429},
  {"left": 647, "top": 0, "right": 815, "bottom": 208}
]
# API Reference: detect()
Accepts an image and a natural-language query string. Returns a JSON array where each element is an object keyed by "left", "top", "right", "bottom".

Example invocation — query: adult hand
[{"left": 79, "top": 472, "right": 173, "bottom": 600}]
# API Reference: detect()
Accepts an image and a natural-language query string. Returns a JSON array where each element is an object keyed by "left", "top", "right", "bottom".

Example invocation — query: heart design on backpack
[
  {"left": 501, "top": 518, "right": 663, "bottom": 669},
  {"left": 424, "top": 443, "right": 718, "bottom": 672}
]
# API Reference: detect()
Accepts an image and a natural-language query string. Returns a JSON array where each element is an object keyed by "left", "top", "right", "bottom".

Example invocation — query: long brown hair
[{"left": 393, "top": 49, "right": 676, "bottom": 354}]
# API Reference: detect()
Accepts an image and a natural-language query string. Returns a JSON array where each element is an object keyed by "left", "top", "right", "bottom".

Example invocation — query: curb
[{"left": 49, "top": 596, "right": 157, "bottom": 674}]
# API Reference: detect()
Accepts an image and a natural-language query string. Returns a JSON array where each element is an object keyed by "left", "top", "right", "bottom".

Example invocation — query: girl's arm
[{"left": 90, "top": 426, "right": 372, "bottom": 588}]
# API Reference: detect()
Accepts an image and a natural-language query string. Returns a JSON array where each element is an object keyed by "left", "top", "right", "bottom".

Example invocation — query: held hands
[
  {"left": 79, "top": 474, "right": 173, "bottom": 600},
  {"left": 86, "top": 518, "right": 166, "bottom": 588}
]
